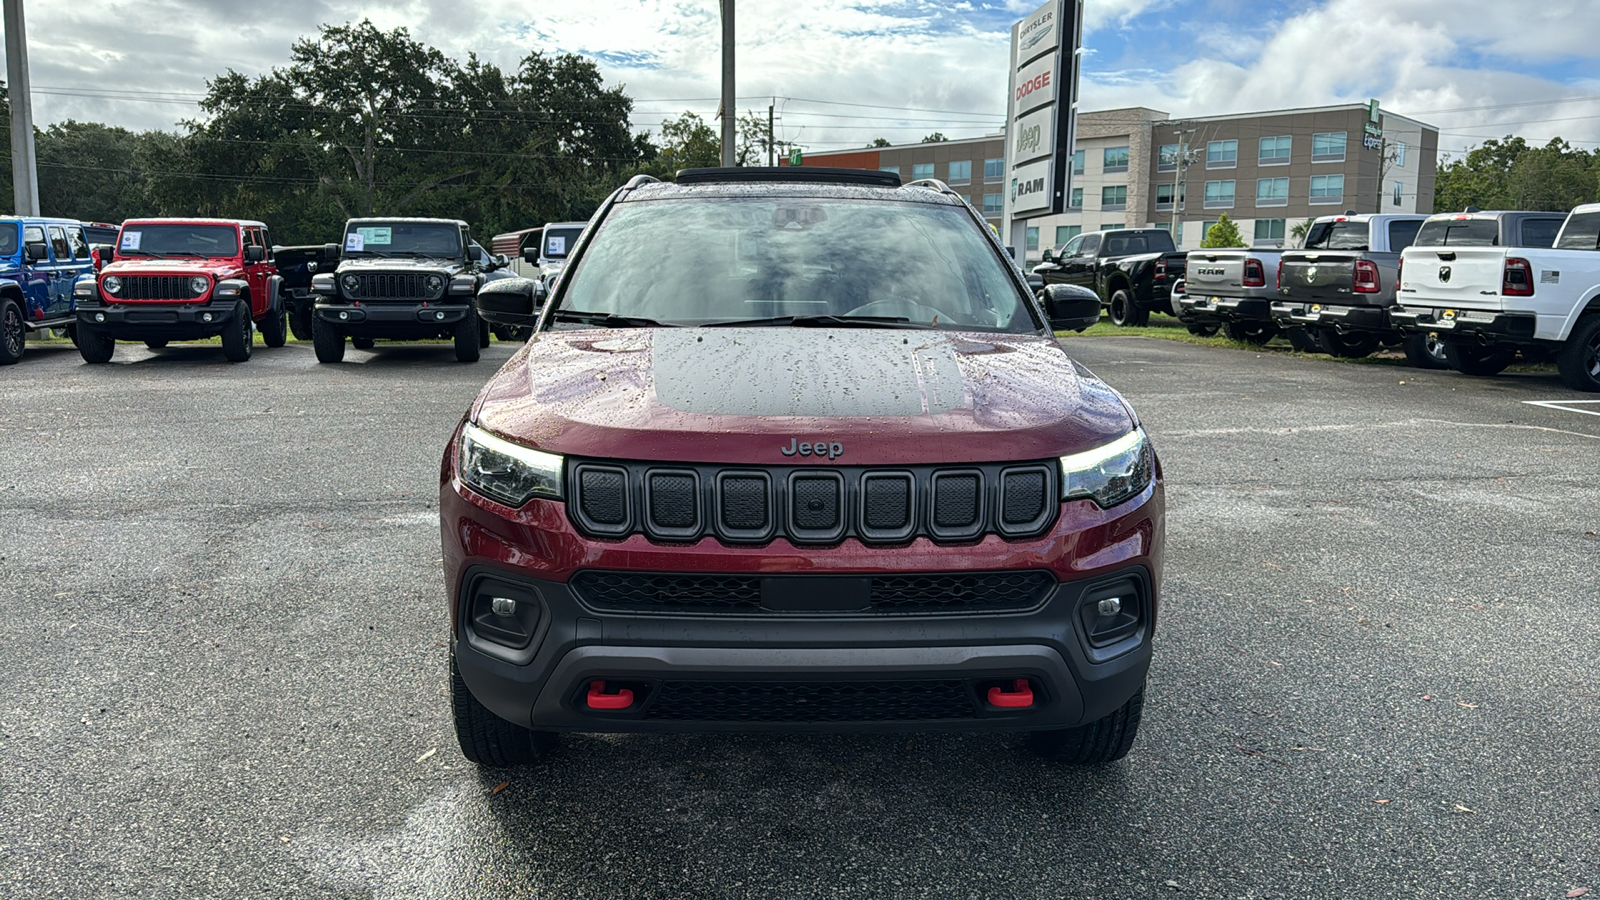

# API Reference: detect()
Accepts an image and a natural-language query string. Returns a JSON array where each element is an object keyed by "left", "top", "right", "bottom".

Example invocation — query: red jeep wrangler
[{"left": 72, "top": 218, "right": 285, "bottom": 363}]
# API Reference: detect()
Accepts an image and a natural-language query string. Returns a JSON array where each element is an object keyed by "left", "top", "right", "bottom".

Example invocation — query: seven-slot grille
[
  {"left": 569, "top": 570, "right": 1056, "bottom": 614},
  {"left": 567, "top": 460, "right": 1057, "bottom": 545},
  {"left": 113, "top": 275, "right": 207, "bottom": 301},
  {"left": 345, "top": 272, "right": 441, "bottom": 301}
]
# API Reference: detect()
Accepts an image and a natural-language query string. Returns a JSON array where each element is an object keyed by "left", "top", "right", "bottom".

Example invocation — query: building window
[
  {"left": 1206, "top": 139, "right": 1238, "bottom": 169},
  {"left": 1070, "top": 187, "right": 1083, "bottom": 208},
  {"left": 1259, "top": 135, "right": 1291, "bottom": 165},
  {"left": 983, "top": 158, "right": 1004, "bottom": 180},
  {"left": 1255, "top": 177, "right": 1288, "bottom": 207},
  {"left": 1254, "top": 218, "right": 1286, "bottom": 243},
  {"left": 912, "top": 163, "right": 934, "bottom": 181},
  {"left": 1393, "top": 180, "right": 1404, "bottom": 206},
  {"left": 1203, "top": 180, "right": 1235, "bottom": 209},
  {"left": 1155, "top": 183, "right": 1184, "bottom": 210},
  {"left": 1155, "top": 222, "right": 1184, "bottom": 244},
  {"left": 1310, "top": 174, "right": 1344, "bottom": 204},
  {"left": 1072, "top": 150, "right": 1085, "bottom": 175},
  {"left": 1395, "top": 142, "right": 1407, "bottom": 168},
  {"left": 1157, "top": 143, "right": 1180, "bottom": 172},
  {"left": 983, "top": 193, "right": 1003, "bottom": 215},
  {"left": 1026, "top": 226, "right": 1039, "bottom": 252},
  {"left": 1312, "top": 132, "right": 1347, "bottom": 162},
  {"left": 1102, "top": 146, "right": 1129, "bottom": 173},
  {"left": 1101, "top": 185, "right": 1128, "bottom": 211},
  {"left": 879, "top": 165, "right": 900, "bottom": 178},
  {"left": 1055, "top": 225, "right": 1081, "bottom": 245},
  {"left": 948, "top": 160, "right": 971, "bottom": 184}
]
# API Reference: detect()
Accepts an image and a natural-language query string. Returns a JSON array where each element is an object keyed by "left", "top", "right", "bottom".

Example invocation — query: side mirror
[
  {"left": 90, "top": 244, "right": 115, "bottom": 268},
  {"left": 322, "top": 242, "right": 342, "bottom": 261},
  {"left": 1040, "top": 284, "right": 1102, "bottom": 333},
  {"left": 493, "top": 253, "right": 511, "bottom": 269},
  {"left": 474, "top": 277, "right": 546, "bottom": 328},
  {"left": 26, "top": 242, "right": 49, "bottom": 262},
  {"left": 1041, "top": 249, "right": 1055, "bottom": 263},
  {"left": 244, "top": 245, "right": 266, "bottom": 263},
  {"left": 522, "top": 247, "right": 539, "bottom": 264}
]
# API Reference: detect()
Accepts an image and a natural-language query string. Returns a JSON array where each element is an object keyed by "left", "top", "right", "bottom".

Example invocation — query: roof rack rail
[
  {"left": 623, "top": 174, "right": 661, "bottom": 190},
  {"left": 674, "top": 166, "right": 902, "bottom": 188},
  {"left": 906, "top": 178, "right": 958, "bottom": 198}
]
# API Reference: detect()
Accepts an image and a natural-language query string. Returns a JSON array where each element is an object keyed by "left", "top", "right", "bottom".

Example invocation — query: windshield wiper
[
  {"left": 162, "top": 251, "right": 212, "bottom": 258},
  {"left": 701, "top": 314, "right": 930, "bottom": 329},
  {"left": 551, "top": 310, "right": 674, "bottom": 328}
]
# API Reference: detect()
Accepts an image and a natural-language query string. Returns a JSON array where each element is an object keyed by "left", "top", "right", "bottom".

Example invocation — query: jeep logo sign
[
  {"left": 1015, "top": 123, "right": 1041, "bottom": 158},
  {"left": 781, "top": 438, "right": 843, "bottom": 460}
]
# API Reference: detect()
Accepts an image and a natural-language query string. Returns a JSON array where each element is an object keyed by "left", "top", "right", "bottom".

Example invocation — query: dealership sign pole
[{"left": 1002, "top": 0, "right": 1080, "bottom": 262}]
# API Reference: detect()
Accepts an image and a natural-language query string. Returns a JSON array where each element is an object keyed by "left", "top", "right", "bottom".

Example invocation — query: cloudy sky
[{"left": 12, "top": 0, "right": 1600, "bottom": 160}]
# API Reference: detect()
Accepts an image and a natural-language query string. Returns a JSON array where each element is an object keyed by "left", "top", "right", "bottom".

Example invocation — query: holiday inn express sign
[{"left": 1004, "top": 0, "right": 1080, "bottom": 219}]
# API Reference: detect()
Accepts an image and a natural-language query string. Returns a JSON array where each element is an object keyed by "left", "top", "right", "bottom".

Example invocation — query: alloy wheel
[{"left": 2, "top": 306, "right": 21, "bottom": 358}]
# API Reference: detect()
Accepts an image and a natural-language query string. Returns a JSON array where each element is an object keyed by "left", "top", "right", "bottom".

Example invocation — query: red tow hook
[
  {"left": 987, "top": 679, "right": 1035, "bottom": 709},
  {"left": 586, "top": 680, "right": 634, "bottom": 710}
]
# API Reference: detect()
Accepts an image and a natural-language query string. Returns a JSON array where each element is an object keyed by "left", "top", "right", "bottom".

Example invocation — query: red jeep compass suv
[{"left": 441, "top": 167, "right": 1163, "bottom": 765}]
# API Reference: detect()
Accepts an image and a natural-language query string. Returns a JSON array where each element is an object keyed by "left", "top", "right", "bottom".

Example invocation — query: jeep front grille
[
  {"left": 566, "top": 460, "right": 1057, "bottom": 545},
  {"left": 568, "top": 570, "right": 1056, "bottom": 615},
  {"left": 346, "top": 272, "right": 441, "bottom": 301},
  {"left": 115, "top": 275, "right": 206, "bottom": 301}
]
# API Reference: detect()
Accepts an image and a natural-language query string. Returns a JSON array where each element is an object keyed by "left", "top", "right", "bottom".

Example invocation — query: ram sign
[{"left": 1003, "top": 0, "right": 1080, "bottom": 219}]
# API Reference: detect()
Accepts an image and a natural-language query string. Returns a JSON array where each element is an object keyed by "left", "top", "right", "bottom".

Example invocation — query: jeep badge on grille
[{"left": 781, "top": 438, "right": 844, "bottom": 460}]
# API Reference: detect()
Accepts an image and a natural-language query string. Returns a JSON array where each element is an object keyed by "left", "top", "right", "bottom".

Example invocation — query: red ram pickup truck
[{"left": 72, "top": 218, "right": 284, "bottom": 363}]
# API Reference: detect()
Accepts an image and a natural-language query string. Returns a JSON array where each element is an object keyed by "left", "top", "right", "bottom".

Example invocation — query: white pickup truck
[{"left": 1392, "top": 203, "right": 1600, "bottom": 390}]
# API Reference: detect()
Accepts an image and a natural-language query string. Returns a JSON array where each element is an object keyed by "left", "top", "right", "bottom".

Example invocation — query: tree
[
  {"left": 654, "top": 112, "right": 721, "bottom": 173},
  {"left": 1200, "top": 213, "right": 1245, "bottom": 248},
  {"left": 922, "top": 132, "right": 948, "bottom": 143},
  {"left": 1433, "top": 136, "right": 1598, "bottom": 213},
  {"left": 36, "top": 122, "right": 173, "bottom": 222},
  {"left": 735, "top": 108, "right": 796, "bottom": 166},
  {"left": 868, "top": 138, "right": 892, "bottom": 148},
  {"left": 1289, "top": 217, "right": 1316, "bottom": 247}
]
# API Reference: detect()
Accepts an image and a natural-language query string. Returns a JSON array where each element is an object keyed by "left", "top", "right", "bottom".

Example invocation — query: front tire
[
  {"left": 1027, "top": 686, "right": 1145, "bottom": 764},
  {"left": 454, "top": 308, "right": 482, "bottom": 363},
  {"left": 1402, "top": 332, "right": 1449, "bottom": 370},
  {"left": 1556, "top": 315, "right": 1600, "bottom": 392},
  {"left": 288, "top": 306, "right": 313, "bottom": 341},
  {"left": 312, "top": 316, "right": 345, "bottom": 363},
  {"left": 0, "top": 298, "right": 24, "bottom": 365},
  {"left": 1224, "top": 321, "right": 1277, "bottom": 346},
  {"left": 1444, "top": 339, "right": 1516, "bottom": 376},
  {"left": 451, "top": 652, "right": 557, "bottom": 766},
  {"left": 478, "top": 318, "right": 491, "bottom": 348},
  {"left": 1316, "top": 327, "right": 1379, "bottom": 359},
  {"left": 221, "top": 300, "right": 253, "bottom": 362},
  {"left": 77, "top": 326, "right": 115, "bottom": 364},
  {"left": 260, "top": 304, "right": 288, "bottom": 348}
]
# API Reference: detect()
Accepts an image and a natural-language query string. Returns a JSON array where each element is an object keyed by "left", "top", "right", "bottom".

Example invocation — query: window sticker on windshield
[
  {"left": 345, "top": 232, "right": 365, "bottom": 252},
  {"left": 357, "top": 226, "right": 393, "bottom": 246},
  {"left": 546, "top": 236, "right": 566, "bottom": 256},
  {"left": 121, "top": 231, "right": 142, "bottom": 251}
]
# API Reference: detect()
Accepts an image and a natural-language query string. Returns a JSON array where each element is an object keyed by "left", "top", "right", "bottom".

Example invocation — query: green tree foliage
[
  {"left": 1200, "top": 213, "right": 1245, "bottom": 248},
  {"left": 868, "top": 138, "right": 892, "bottom": 148},
  {"left": 1289, "top": 217, "right": 1316, "bottom": 247},
  {"left": 651, "top": 112, "right": 721, "bottom": 173},
  {"left": 922, "top": 132, "right": 948, "bottom": 143},
  {"left": 1434, "top": 136, "right": 1598, "bottom": 213}
]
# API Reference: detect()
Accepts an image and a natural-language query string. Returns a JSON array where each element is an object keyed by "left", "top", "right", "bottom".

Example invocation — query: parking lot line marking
[{"left": 1523, "top": 400, "right": 1600, "bottom": 418}]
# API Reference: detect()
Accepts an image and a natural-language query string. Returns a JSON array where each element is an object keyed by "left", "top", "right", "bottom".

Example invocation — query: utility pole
[
  {"left": 768, "top": 100, "right": 775, "bottom": 167},
  {"left": 719, "top": 0, "right": 735, "bottom": 167},
  {"left": 1169, "top": 128, "right": 1194, "bottom": 247},
  {"left": 3, "top": 0, "right": 41, "bottom": 216}
]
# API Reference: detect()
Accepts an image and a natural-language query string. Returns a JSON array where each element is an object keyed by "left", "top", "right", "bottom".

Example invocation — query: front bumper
[
  {"left": 76, "top": 299, "right": 239, "bottom": 340},
  {"left": 315, "top": 300, "right": 471, "bottom": 337},
  {"left": 442, "top": 456, "right": 1164, "bottom": 734},
  {"left": 1390, "top": 307, "right": 1537, "bottom": 343}
]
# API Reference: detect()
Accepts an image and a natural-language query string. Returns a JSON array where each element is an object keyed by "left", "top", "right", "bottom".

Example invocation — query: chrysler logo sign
[{"left": 1018, "top": 9, "right": 1054, "bottom": 52}]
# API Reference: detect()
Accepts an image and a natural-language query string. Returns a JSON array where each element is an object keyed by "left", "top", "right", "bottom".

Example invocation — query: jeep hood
[
  {"left": 338, "top": 257, "right": 461, "bottom": 273},
  {"left": 103, "top": 258, "right": 239, "bottom": 278},
  {"left": 471, "top": 329, "right": 1136, "bottom": 466}
]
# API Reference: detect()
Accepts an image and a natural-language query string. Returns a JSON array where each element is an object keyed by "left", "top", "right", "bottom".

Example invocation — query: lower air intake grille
[
  {"left": 569, "top": 570, "right": 1054, "bottom": 614},
  {"left": 643, "top": 680, "right": 976, "bottom": 722},
  {"left": 572, "top": 572, "right": 762, "bottom": 610},
  {"left": 869, "top": 571, "right": 1054, "bottom": 611}
]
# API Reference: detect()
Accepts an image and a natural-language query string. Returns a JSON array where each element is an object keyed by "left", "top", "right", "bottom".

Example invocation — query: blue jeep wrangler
[{"left": 0, "top": 216, "right": 104, "bottom": 365}]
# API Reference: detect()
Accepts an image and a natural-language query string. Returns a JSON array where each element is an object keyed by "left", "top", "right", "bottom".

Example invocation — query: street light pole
[
  {"left": 3, "top": 0, "right": 41, "bottom": 216},
  {"left": 719, "top": 0, "right": 735, "bottom": 167}
]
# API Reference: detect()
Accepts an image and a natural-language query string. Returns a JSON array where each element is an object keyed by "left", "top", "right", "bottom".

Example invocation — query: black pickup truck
[{"left": 1032, "top": 228, "right": 1187, "bottom": 326}]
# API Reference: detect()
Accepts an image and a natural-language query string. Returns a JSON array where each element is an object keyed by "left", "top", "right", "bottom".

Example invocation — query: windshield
[
  {"left": 543, "top": 227, "right": 583, "bottom": 260},
  {"left": 1303, "top": 221, "right": 1369, "bottom": 251},
  {"left": 343, "top": 222, "right": 461, "bottom": 257},
  {"left": 118, "top": 224, "right": 239, "bottom": 257},
  {"left": 0, "top": 224, "right": 17, "bottom": 257},
  {"left": 557, "top": 197, "right": 1036, "bottom": 332}
]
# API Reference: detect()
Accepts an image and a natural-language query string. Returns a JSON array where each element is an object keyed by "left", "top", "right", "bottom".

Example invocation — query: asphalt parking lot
[{"left": 2, "top": 336, "right": 1596, "bottom": 899}]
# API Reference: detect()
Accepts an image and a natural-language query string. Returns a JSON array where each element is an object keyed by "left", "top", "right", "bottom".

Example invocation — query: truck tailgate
[
  {"left": 1186, "top": 252, "right": 1270, "bottom": 299},
  {"left": 1399, "top": 246, "right": 1509, "bottom": 311},
  {"left": 1278, "top": 253, "right": 1356, "bottom": 303}
]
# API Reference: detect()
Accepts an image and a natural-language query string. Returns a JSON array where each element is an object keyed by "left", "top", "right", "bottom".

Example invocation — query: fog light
[
  {"left": 469, "top": 579, "right": 542, "bottom": 652},
  {"left": 339, "top": 311, "right": 349, "bottom": 320},
  {"left": 490, "top": 597, "right": 517, "bottom": 617},
  {"left": 94, "top": 313, "right": 105, "bottom": 322},
  {"left": 1098, "top": 597, "right": 1122, "bottom": 616},
  {"left": 202, "top": 312, "right": 213, "bottom": 322}
]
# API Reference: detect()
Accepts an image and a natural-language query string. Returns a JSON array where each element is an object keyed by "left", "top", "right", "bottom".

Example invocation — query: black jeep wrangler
[{"left": 310, "top": 218, "right": 502, "bottom": 363}]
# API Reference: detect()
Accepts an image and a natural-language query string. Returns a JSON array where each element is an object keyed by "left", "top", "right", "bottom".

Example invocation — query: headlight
[
  {"left": 103, "top": 275, "right": 122, "bottom": 295},
  {"left": 459, "top": 422, "right": 564, "bottom": 506},
  {"left": 1060, "top": 428, "right": 1154, "bottom": 509},
  {"left": 426, "top": 275, "right": 444, "bottom": 293},
  {"left": 190, "top": 275, "right": 210, "bottom": 295},
  {"left": 341, "top": 274, "right": 360, "bottom": 292}
]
